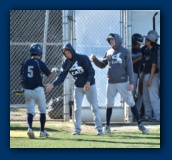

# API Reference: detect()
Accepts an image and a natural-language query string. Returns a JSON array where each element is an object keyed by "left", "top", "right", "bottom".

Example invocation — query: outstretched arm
[
  {"left": 45, "top": 70, "right": 68, "bottom": 93},
  {"left": 45, "top": 61, "right": 69, "bottom": 92},
  {"left": 47, "top": 70, "right": 56, "bottom": 78},
  {"left": 90, "top": 53, "right": 108, "bottom": 69}
]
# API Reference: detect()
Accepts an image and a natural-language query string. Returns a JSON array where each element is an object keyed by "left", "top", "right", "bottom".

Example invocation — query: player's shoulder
[
  {"left": 77, "top": 53, "right": 88, "bottom": 57},
  {"left": 77, "top": 53, "right": 89, "bottom": 60},
  {"left": 119, "top": 46, "right": 129, "bottom": 52},
  {"left": 22, "top": 58, "right": 32, "bottom": 66},
  {"left": 151, "top": 46, "right": 159, "bottom": 53},
  {"left": 62, "top": 58, "right": 70, "bottom": 67},
  {"left": 120, "top": 47, "right": 130, "bottom": 55}
]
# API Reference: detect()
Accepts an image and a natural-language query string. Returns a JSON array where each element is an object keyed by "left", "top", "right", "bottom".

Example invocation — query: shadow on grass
[
  {"left": 119, "top": 135, "right": 160, "bottom": 139},
  {"left": 10, "top": 136, "right": 159, "bottom": 146}
]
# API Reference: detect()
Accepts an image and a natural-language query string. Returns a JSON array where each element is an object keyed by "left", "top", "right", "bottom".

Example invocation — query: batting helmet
[
  {"left": 147, "top": 30, "right": 158, "bottom": 41},
  {"left": 132, "top": 33, "right": 144, "bottom": 45},
  {"left": 30, "top": 43, "right": 42, "bottom": 56}
]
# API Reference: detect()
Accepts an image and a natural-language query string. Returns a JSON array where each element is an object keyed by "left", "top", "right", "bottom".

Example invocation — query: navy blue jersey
[
  {"left": 53, "top": 43, "right": 95, "bottom": 88},
  {"left": 20, "top": 58, "right": 51, "bottom": 89},
  {"left": 142, "top": 46, "right": 159, "bottom": 74},
  {"left": 132, "top": 48, "right": 144, "bottom": 74}
]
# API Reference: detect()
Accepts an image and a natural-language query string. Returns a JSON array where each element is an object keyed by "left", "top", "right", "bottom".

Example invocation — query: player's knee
[
  {"left": 28, "top": 112, "right": 35, "bottom": 117},
  {"left": 125, "top": 96, "right": 135, "bottom": 107},
  {"left": 106, "top": 104, "right": 113, "bottom": 108},
  {"left": 74, "top": 107, "right": 81, "bottom": 112},
  {"left": 128, "top": 101, "right": 135, "bottom": 107}
]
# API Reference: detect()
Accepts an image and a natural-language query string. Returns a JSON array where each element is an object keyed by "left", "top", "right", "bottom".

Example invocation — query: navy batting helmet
[
  {"left": 132, "top": 33, "right": 143, "bottom": 45},
  {"left": 30, "top": 43, "right": 42, "bottom": 56}
]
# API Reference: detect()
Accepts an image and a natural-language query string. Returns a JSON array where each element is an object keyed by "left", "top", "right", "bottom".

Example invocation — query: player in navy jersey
[
  {"left": 141, "top": 33, "right": 160, "bottom": 121},
  {"left": 20, "top": 43, "right": 56, "bottom": 139},
  {"left": 45, "top": 43, "right": 102, "bottom": 135},
  {"left": 131, "top": 33, "right": 144, "bottom": 117}
]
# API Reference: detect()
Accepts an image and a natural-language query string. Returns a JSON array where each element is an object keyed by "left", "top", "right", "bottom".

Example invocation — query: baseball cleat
[
  {"left": 27, "top": 129, "right": 35, "bottom": 139},
  {"left": 139, "top": 124, "right": 149, "bottom": 134},
  {"left": 39, "top": 130, "right": 49, "bottom": 137},
  {"left": 72, "top": 131, "right": 80, "bottom": 135},
  {"left": 103, "top": 125, "right": 111, "bottom": 134},
  {"left": 97, "top": 130, "right": 103, "bottom": 135}
]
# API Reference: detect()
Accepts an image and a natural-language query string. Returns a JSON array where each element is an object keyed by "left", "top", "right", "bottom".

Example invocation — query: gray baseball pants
[
  {"left": 24, "top": 87, "right": 46, "bottom": 116},
  {"left": 106, "top": 82, "right": 135, "bottom": 107},
  {"left": 143, "top": 73, "right": 160, "bottom": 119},
  {"left": 73, "top": 84, "right": 102, "bottom": 133}
]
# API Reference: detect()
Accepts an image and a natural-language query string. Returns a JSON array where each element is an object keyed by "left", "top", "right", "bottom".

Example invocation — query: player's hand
[
  {"left": 45, "top": 83, "right": 54, "bottom": 93},
  {"left": 51, "top": 67, "right": 59, "bottom": 72},
  {"left": 90, "top": 54, "right": 97, "bottom": 60},
  {"left": 128, "top": 84, "right": 134, "bottom": 91},
  {"left": 83, "top": 81, "right": 90, "bottom": 92},
  {"left": 147, "top": 79, "right": 152, "bottom": 87}
]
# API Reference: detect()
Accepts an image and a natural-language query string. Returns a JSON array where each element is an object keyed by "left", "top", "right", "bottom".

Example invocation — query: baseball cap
[
  {"left": 147, "top": 30, "right": 158, "bottom": 40},
  {"left": 106, "top": 33, "right": 115, "bottom": 40},
  {"left": 146, "top": 33, "right": 157, "bottom": 42}
]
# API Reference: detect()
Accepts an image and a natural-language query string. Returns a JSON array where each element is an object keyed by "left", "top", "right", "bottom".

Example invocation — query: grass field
[{"left": 10, "top": 122, "right": 160, "bottom": 148}]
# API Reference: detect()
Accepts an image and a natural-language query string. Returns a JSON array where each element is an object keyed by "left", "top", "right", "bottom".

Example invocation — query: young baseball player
[
  {"left": 45, "top": 43, "right": 103, "bottom": 135},
  {"left": 90, "top": 33, "right": 149, "bottom": 134},
  {"left": 131, "top": 33, "right": 144, "bottom": 117},
  {"left": 141, "top": 33, "right": 160, "bottom": 121},
  {"left": 20, "top": 43, "right": 56, "bottom": 139}
]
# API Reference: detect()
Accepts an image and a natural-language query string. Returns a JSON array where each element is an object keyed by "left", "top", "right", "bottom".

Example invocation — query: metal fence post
[
  {"left": 42, "top": 10, "right": 49, "bottom": 62},
  {"left": 68, "top": 10, "right": 75, "bottom": 122},
  {"left": 63, "top": 10, "right": 71, "bottom": 121}
]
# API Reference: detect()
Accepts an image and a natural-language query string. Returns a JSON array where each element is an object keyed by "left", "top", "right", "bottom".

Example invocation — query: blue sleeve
[
  {"left": 93, "top": 52, "right": 108, "bottom": 68},
  {"left": 151, "top": 48, "right": 158, "bottom": 64},
  {"left": 82, "top": 55, "right": 95, "bottom": 82},
  {"left": 52, "top": 61, "right": 69, "bottom": 86},
  {"left": 40, "top": 61, "right": 51, "bottom": 77}
]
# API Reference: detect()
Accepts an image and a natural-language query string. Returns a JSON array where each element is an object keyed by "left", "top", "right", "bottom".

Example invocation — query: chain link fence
[
  {"left": 10, "top": 10, "right": 129, "bottom": 122},
  {"left": 75, "top": 10, "right": 122, "bottom": 107},
  {"left": 10, "top": 10, "right": 64, "bottom": 121}
]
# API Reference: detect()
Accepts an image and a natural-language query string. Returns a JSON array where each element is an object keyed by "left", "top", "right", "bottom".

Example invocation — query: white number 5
[{"left": 28, "top": 66, "right": 34, "bottom": 78}]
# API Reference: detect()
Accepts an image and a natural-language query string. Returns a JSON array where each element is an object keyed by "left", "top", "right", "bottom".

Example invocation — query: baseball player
[
  {"left": 20, "top": 43, "right": 56, "bottom": 139},
  {"left": 131, "top": 33, "right": 144, "bottom": 116},
  {"left": 141, "top": 32, "right": 160, "bottom": 121},
  {"left": 45, "top": 43, "right": 103, "bottom": 135},
  {"left": 90, "top": 33, "right": 149, "bottom": 134},
  {"left": 142, "top": 30, "right": 160, "bottom": 71}
]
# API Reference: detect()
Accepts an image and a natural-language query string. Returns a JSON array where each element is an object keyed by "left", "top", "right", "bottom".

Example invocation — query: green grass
[{"left": 10, "top": 123, "right": 160, "bottom": 148}]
